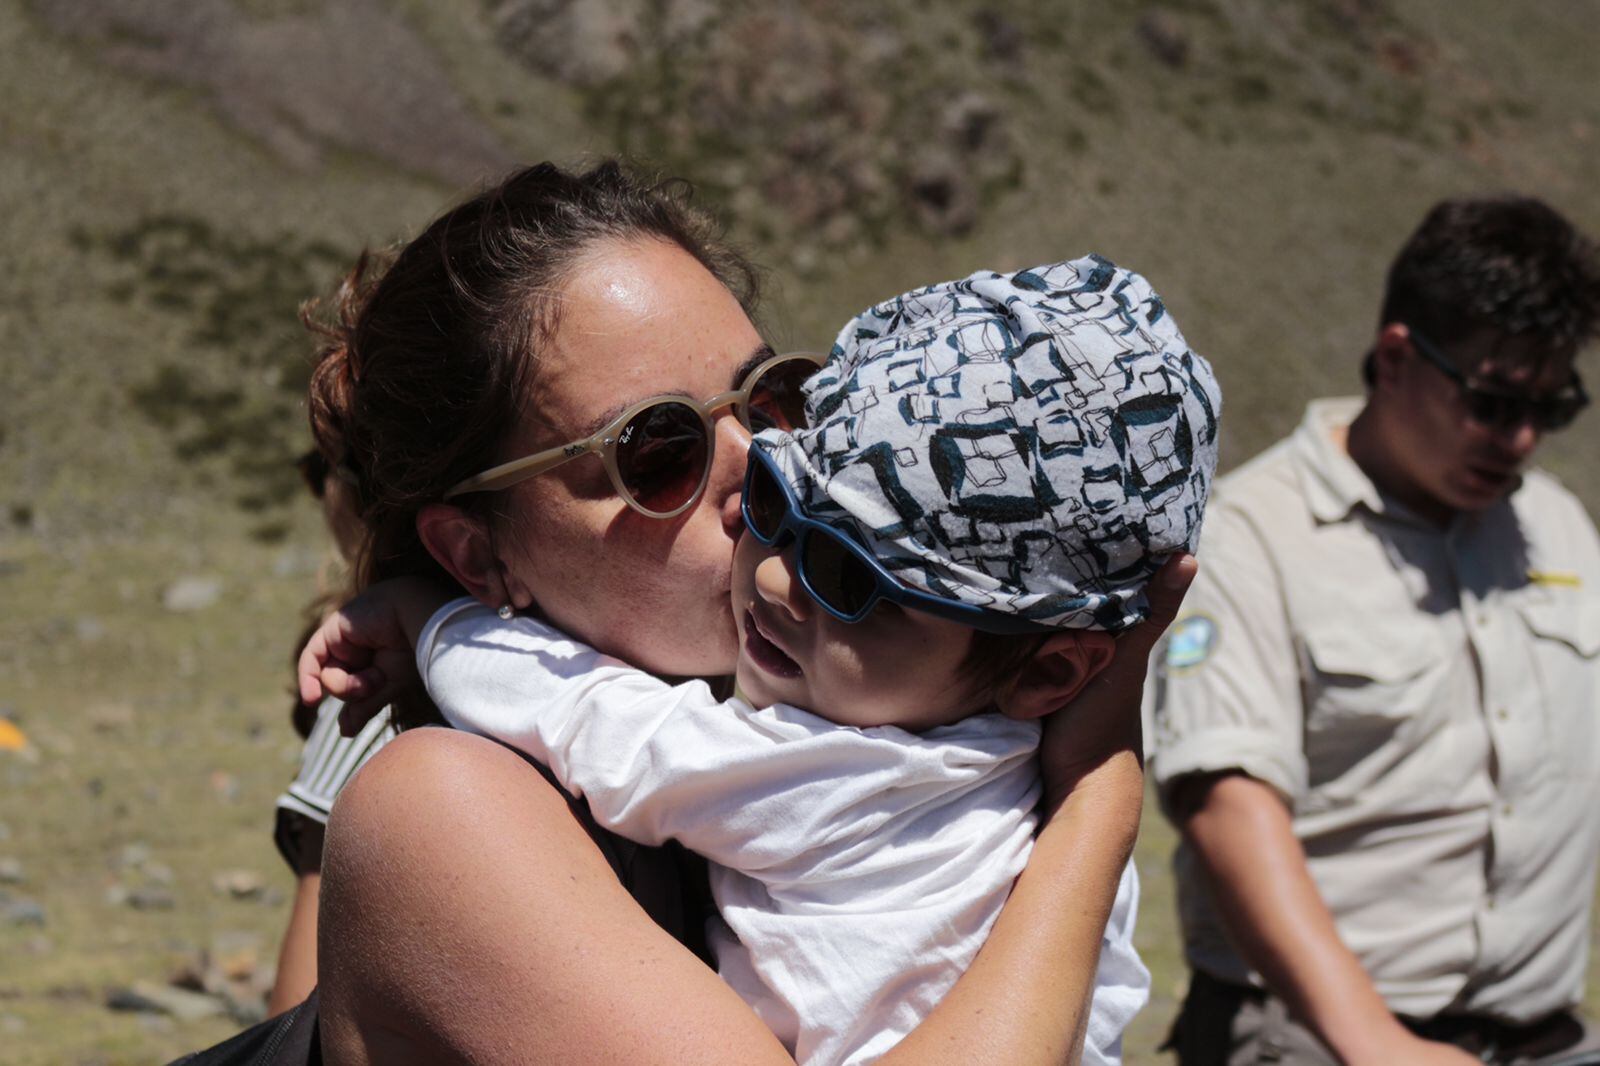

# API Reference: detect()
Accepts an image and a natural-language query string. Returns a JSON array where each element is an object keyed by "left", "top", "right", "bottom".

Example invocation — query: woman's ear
[
  {"left": 416, "top": 503, "right": 513, "bottom": 610},
  {"left": 996, "top": 629, "right": 1117, "bottom": 721}
]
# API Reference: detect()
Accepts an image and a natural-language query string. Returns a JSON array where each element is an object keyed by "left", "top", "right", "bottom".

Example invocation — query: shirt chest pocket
[
  {"left": 1517, "top": 596, "right": 1600, "bottom": 779},
  {"left": 1298, "top": 623, "right": 1450, "bottom": 801}
]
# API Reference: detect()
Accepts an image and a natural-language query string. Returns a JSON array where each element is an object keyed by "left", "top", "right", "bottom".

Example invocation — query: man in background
[{"left": 1151, "top": 196, "right": 1600, "bottom": 1065}]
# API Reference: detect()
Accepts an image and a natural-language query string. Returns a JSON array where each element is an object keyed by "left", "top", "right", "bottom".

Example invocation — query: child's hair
[
  {"left": 302, "top": 160, "right": 761, "bottom": 593},
  {"left": 958, "top": 631, "right": 1050, "bottom": 704}
]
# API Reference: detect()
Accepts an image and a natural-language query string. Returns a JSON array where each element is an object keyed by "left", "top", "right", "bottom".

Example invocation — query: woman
[{"left": 290, "top": 161, "right": 1191, "bottom": 1064}]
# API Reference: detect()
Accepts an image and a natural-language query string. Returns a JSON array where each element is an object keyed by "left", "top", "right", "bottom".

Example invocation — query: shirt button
[
  {"left": 1502, "top": 803, "right": 1515, "bottom": 817},
  {"left": 1486, "top": 896, "right": 1497, "bottom": 911},
  {"left": 1496, "top": 708, "right": 1510, "bottom": 721}
]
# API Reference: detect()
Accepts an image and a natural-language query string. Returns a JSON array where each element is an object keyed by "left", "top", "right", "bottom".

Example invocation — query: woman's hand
[
  {"left": 886, "top": 554, "right": 1200, "bottom": 1066},
  {"left": 1039, "top": 553, "right": 1198, "bottom": 814},
  {"left": 296, "top": 577, "right": 453, "bottom": 734}
]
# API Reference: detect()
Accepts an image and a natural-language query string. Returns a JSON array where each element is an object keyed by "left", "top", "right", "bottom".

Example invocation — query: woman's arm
[
  {"left": 890, "top": 554, "right": 1193, "bottom": 1065},
  {"left": 315, "top": 557, "right": 1194, "bottom": 1066},
  {"left": 317, "top": 728, "right": 793, "bottom": 1065}
]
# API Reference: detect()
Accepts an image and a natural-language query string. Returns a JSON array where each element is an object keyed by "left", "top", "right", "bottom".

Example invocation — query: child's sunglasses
[
  {"left": 1409, "top": 329, "right": 1589, "bottom": 433},
  {"left": 445, "top": 351, "right": 827, "bottom": 517},
  {"left": 741, "top": 445, "right": 1055, "bottom": 635}
]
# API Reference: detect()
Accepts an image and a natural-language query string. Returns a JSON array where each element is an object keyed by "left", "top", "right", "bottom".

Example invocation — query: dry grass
[{"left": 2, "top": 0, "right": 1598, "bottom": 1061}]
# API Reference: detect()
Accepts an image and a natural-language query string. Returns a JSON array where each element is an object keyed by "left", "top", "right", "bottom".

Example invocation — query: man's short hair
[{"left": 1364, "top": 196, "right": 1600, "bottom": 384}]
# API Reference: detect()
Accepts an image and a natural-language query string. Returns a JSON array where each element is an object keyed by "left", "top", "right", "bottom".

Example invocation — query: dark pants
[{"left": 1168, "top": 972, "right": 1600, "bottom": 1066}]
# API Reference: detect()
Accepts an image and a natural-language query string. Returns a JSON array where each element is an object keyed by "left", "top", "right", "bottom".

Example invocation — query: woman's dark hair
[
  {"left": 1365, "top": 195, "right": 1600, "bottom": 383},
  {"left": 303, "top": 161, "right": 760, "bottom": 591}
]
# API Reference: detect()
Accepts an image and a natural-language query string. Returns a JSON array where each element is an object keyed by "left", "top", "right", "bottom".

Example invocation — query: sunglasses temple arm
[{"left": 444, "top": 438, "right": 596, "bottom": 499}]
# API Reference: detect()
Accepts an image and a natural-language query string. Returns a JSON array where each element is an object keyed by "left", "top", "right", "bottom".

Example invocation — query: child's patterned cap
[{"left": 755, "top": 255, "right": 1222, "bottom": 632}]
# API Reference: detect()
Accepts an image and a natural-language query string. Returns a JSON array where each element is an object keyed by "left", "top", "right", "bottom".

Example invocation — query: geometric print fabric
[{"left": 756, "top": 254, "right": 1223, "bottom": 632}]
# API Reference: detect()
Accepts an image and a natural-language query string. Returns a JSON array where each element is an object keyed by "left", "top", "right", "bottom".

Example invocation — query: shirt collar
[{"left": 1291, "top": 397, "right": 1388, "bottom": 524}]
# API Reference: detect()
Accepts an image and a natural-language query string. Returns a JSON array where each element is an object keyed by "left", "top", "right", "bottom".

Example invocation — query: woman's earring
[{"left": 498, "top": 604, "right": 514, "bottom": 620}]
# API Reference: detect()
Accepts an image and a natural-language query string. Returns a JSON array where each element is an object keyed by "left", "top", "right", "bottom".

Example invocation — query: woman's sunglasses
[
  {"left": 741, "top": 445, "right": 1055, "bottom": 634},
  {"left": 445, "top": 351, "right": 827, "bottom": 518},
  {"left": 1409, "top": 329, "right": 1589, "bottom": 433}
]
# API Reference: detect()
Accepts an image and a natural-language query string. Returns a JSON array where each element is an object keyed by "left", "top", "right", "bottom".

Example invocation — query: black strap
[{"left": 169, "top": 988, "right": 321, "bottom": 1066}]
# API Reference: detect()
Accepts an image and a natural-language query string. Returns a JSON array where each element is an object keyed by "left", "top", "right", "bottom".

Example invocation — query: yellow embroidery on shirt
[{"left": 1527, "top": 570, "right": 1583, "bottom": 588}]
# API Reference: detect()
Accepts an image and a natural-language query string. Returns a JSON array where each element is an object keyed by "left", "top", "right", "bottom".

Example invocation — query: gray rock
[
  {"left": 106, "top": 980, "right": 225, "bottom": 1022},
  {"left": 208, "top": 931, "right": 263, "bottom": 983},
  {"left": 6, "top": 899, "right": 45, "bottom": 926},
  {"left": 161, "top": 575, "right": 222, "bottom": 612},
  {"left": 128, "top": 887, "right": 176, "bottom": 911},
  {"left": 88, "top": 702, "right": 136, "bottom": 733},
  {"left": 75, "top": 616, "right": 107, "bottom": 642},
  {"left": 212, "top": 869, "right": 264, "bottom": 901},
  {"left": 219, "top": 982, "right": 269, "bottom": 1026},
  {"left": 117, "top": 842, "right": 152, "bottom": 869},
  {"left": 142, "top": 861, "right": 175, "bottom": 886},
  {"left": 0, "top": 858, "right": 22, "bottom": 885},
  {"left": 491, "top": 0, "right": 642, "bottom": 87},
  {"left": 0, "top": 1013, "right": 24, "bottom": 1035}
]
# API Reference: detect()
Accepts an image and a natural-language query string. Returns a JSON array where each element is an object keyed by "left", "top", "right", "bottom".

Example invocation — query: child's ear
[
  {"left": 416, "top": 503, "right": 517, "bottom": 610},
  {"left": 996, "top": 630, "right": 1116, "bottom": 721}
]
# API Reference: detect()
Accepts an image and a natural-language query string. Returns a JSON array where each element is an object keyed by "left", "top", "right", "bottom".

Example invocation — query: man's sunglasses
[
  {"left": 1408, "top": 329, "right": 1589, "bottom": 433},
  {"left": 741, "top": 445, "right": 1055, "bottom": 634},
  {"left": 446, "top": 351, "right": 827, "bottom": 518}
]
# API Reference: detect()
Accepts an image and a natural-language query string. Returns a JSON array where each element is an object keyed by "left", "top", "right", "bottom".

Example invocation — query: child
[{"left": 307, "top": 255, "right": 1221, "bottom": 1065}]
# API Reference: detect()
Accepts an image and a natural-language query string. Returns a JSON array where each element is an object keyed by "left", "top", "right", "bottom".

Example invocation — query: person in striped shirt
[{"left": 266, "top": 447, "right": 396, "bottom": 1015}]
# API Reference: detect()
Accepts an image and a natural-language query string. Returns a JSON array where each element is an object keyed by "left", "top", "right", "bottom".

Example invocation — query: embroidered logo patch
[{"left": 1166, "top": 614, "right": 1217, "bottom": 672}]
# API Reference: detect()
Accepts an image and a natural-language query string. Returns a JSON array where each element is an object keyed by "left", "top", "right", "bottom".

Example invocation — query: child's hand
[
  {"left": 296, "top": 578, "right": 453, "bottom": 735},
  {"left": 1038, "top": 553, "right": 1198, "bottom": 814}
]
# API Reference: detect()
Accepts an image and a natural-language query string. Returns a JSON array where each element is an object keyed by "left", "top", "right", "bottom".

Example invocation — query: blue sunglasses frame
[{"left": 740, "top": 445, "right": 1057, "bottom": 635}]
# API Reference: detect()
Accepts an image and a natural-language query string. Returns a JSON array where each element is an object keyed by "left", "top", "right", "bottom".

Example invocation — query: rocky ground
[{"left": 2, "top": 0, "right": 1598, "bottom": 1061}]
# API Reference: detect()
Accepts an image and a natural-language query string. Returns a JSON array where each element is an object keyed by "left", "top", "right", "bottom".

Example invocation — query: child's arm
[
  {"left": 296, "top": 578, "right": 453, "bottom": 732},
  {"left": 421, "top": 601, "right": 800, "bottom": 859},
  {"left": 421, "top": 603, "right": 1024, "bottom": 868}
]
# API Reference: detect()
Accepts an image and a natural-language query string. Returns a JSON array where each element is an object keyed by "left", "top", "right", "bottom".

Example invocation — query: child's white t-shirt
[{"left": 419, "top": 599, "right": 1148, "bottom": 1066}]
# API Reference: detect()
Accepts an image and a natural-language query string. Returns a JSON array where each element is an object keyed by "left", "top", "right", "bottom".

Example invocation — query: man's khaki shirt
[{"left": 1150, "top": 398, "right": 1600, "bottom": 1022}]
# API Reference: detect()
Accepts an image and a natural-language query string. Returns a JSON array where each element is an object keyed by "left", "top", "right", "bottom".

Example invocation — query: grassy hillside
[{"left": 1, "top": 1, "right": 1597, "bottom": 1061}]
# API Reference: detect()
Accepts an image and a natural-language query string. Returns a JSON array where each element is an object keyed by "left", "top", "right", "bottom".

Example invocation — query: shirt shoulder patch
[{"left": 1166, "top": 614, "right": 1218, "bottom": 672}]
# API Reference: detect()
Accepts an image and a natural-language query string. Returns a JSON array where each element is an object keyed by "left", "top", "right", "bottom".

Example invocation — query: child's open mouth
[{"left": 744, "top": 609, "right": 803, "bottom": 679}]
